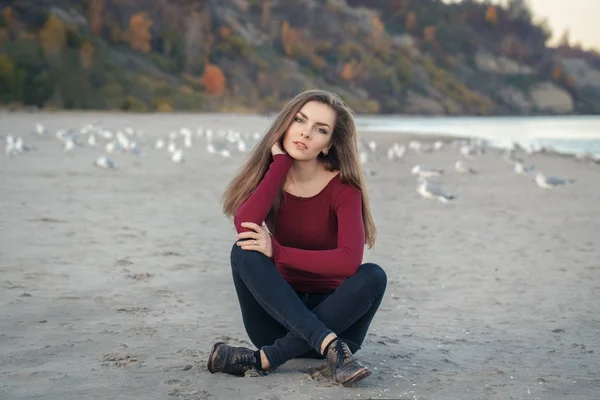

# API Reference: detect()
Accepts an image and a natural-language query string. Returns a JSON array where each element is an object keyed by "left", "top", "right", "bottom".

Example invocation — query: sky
[
  {"left": 527, "top": 0, "right": 599, "bottom": 50},
  {"left": 443, "top": 0, "right": 600, "bottom": 51}
]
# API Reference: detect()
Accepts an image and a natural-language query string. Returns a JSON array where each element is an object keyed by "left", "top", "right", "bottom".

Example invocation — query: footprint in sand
[
  {"left": 156, "top": 251, "right": 182, "bottom": 257},
  {"left": 101, "top": 352, "right": 138, "bottom": 367},
  {"left": 126, "top": 272, "right": 154, "bottom": 281},
  {"left": 167, "top": 388, "right": 210, "bottom": 399},
  {"left": 116, "top": 306, "right": 150, "bottom": 314}
]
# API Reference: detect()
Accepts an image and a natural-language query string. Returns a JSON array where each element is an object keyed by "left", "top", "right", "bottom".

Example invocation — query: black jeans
[{"left": 230, "top": 243, "right": 387, "bottom": 370}]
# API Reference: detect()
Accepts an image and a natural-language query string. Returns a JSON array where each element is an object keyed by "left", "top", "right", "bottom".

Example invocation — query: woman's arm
[
  {"left": 270, "top": 185, "right": 365, "bottom": 278},
  {"left": 234, "top": 154, "right": 293, "bottom": 233}
]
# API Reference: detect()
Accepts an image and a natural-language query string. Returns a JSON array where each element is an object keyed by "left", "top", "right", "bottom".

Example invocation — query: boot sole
[
  {"left": 341, "top": 367, "right": 372, "bottom": 387},
  {"left": 206, "top": 342, "right": 224, "bottom": 374}
]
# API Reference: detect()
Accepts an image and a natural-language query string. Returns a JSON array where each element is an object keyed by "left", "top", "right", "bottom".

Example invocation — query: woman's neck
[{"left": 287, "top": 159, "right": 324, "bottom": 185}]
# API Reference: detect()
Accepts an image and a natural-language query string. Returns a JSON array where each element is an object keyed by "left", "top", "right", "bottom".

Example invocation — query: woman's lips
[{"left": 293, "top": 141, "right": 308, "bottom": 150}]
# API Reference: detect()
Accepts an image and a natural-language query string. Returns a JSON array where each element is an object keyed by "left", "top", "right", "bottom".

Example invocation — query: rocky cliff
[{"left": 1, "top": 0, "right": 599, "bottom": 115}]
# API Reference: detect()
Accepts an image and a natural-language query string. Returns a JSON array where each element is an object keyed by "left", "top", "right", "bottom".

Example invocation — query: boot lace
[{"left": 232, "top": 353, "right": 267, "bottom": 376}]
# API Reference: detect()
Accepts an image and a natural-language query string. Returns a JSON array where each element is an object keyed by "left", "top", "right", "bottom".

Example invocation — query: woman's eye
[
  {"left": 319, "top": 128, "right": 327, "bottom": 134},
  {"left": 294, "top": 117, "right": 303, "bottom": 123}
]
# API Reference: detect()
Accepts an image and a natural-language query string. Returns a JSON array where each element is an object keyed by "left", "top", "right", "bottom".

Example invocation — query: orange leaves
[
  {"left": 552, "top": 65, "right": 563, "bottom": 81},
  {"left": 405, "top": 11, "right": 417, "bottom": 31},
  {"left": 423, "top": 26, "right": 436, "bottom": 42},
  {"left": 89, "top": 0, "right": 105, "bottom": 35},
  {"left": 129, "top": 12, "right": 152, "bottom": 52},
  {"left": 371, "top": 15, "right": 385, "bottom": 39},
  {"left": 485, "top": 6, "right": 498, "bottom": 26},
  {"left": 340, "top": 61, "right": 363, "bottom": 82},
  {"left": 262, "top": 0, "right": 271, "bottom": 28},
  {"left": 79, "top": 41, "right": 95, "bottom": 69},
  {"left": 39, "top": 13, "right": 66, "bottom": 60},
  {"left": 201, "top": 64, "right": 226, "bottom": 95},
  {"left": 281, "top": 21, "right": 299, "bottom": 56},
  {"left": 219, "top": 26, "right": 231, "bottom": 39}
]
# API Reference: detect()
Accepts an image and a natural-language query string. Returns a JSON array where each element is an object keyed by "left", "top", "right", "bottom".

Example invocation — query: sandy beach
[{"left": 1, "top": 112, "right": 599, "bottom": 400}]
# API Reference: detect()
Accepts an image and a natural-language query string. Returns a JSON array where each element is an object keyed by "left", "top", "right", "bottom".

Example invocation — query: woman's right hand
[{"left": 271, "top": 141, "right": 286, "bottom": 156}]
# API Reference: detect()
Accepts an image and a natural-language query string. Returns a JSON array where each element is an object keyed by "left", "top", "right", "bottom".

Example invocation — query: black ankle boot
[
  {"left": 325, "top": 338, "right": 371, "bottom": 386},
  {"left": 207, "top": 342, "right": 266, "bottom": 377}
]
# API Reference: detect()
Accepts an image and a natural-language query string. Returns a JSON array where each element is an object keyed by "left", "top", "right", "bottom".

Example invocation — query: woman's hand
[
  {"left": 271, "top": 141, "right": 286, "bottom": 156},
  {"left": 236, "top": 222, "right": 273, "bottom": 258}
]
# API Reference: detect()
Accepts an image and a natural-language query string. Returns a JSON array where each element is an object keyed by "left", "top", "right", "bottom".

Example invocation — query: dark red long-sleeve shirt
[{"left": 234, "top": 154, "right": 365, "bottom": 293}]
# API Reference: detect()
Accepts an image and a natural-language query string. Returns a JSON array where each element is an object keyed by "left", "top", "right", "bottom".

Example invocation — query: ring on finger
[{"left": 254, "top": 239, "right": 258, "bottom": 245}]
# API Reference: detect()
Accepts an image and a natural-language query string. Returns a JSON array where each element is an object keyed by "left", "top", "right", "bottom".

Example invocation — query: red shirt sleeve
[
  {"left": 270, "top": 185, "right": 365, "bottom": 278},
  {"left": 234, "top": 154, "right": 293, "bottom": 233}
]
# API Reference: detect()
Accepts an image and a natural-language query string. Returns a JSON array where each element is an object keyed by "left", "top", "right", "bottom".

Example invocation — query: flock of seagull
[
  {"left": 358, "top": 136, "right": 585, "bottom": 203},
  {"left": 3, "top": 121, "right": 592, "bottom": 204}
]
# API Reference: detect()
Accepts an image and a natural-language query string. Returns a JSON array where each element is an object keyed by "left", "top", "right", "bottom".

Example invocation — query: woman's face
[{"left": 282, "top": 101, "right": 336, "bottom": 162}]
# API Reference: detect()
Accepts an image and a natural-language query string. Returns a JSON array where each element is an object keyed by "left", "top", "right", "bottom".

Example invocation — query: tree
[
  {"left": 0, "top": 54, "right": 24, "bottom": 102},
  {"left": 89, "top": 0, "right": 105, "bottom": 36},
  {"left": 39, "top": 13, "right": 66, "bottom": 63},
  {"left": 558, "top": 29, "right": 570, "bottom": 48},
  {"left": 423, "top": 26, "right": 436, "bottom": 42},
  {"left": 262, "top": 0, "right": 271, "bottom": 28},
  {"left": 79, "top": 41, "right": 95, "bottom": 69},
  {"left": 129, "top": 12, "right": 152, "bottom": 52},
  {"left": 485, "top": 6, "right": 498, "bottom": 26},
  {"left": 405, "top": 11, "right": 417, "bottom": 31},
  {"left": 281, "top": 21, "right": 299, "bottom": 56},
  {"left": 507, "top": 0, "right": 532, "bottom": 21},
  {"left": 201, "top": 64, "right": 226, "bottom": 95}
]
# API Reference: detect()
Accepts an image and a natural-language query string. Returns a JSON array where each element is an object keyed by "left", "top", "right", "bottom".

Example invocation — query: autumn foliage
[
  {"left": 340, "top": 61, "right": 362, "bottom": 82},
  {"left": 201, "top": 64, "right": 226, "bottom": 95},
  {"left": 485, "top": 6, "right": 499, "bottom": 25},
  {"left": 89, "top": 0, "right": 105, "bottom": 35},
  {"left": 129, "top": 12, "right": 152, "bottom": 52},
  {"left": 423, "top": 26, "right": 436, "bottom": 42},
  {"left": 281, "top": 21, "right": 299, "bottom": 56},
  {"left": 79, "top": 41, "right": 95, "bottom": 69},
  {"left": 39, "top": 13, "right": 66, "bottom": 60}
]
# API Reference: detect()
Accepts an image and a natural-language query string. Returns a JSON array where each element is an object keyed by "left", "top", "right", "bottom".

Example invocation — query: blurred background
[{"left": 1, "top": 0, "right": 599, "bottom": 116}]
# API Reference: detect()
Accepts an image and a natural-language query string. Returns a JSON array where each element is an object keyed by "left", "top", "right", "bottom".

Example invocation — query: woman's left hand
[{"left": 236, "top": 222, "right": 273, "bottom": 258}]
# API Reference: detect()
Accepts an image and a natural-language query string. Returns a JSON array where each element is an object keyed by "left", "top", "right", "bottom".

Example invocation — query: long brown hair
[{"left": 221, "top": 89, "right": 376, "bottom": 248}]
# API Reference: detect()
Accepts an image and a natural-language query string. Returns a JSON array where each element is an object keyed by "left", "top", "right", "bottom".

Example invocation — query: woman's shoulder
[{"left": 329, "top": 173, "right": 361, "bottom": 202}]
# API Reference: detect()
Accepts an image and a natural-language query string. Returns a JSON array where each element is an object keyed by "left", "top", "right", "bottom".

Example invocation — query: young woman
[{"left": 208, "top": 89, "right": 387, "bottom": 387}]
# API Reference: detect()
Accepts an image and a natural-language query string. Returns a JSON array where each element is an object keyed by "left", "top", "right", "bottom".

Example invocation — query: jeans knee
[
  {"left": 358, "top": 263, "right": 387, "bottom": 294},
  {"left": 230, "top": 242, "right": 242, "bottom": 264}
]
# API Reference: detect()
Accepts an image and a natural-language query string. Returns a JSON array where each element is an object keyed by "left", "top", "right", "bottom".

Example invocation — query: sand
[{"left": 1, "top": 112, "right": 599, "bottom": 400}]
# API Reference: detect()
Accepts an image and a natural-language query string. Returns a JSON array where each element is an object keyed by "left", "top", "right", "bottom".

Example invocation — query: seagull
[
  {"left": 433, "top": 141, "right": 445, "bottom": 151},
  {"left": 172, "top": 149, "right": 184, "bottom": 163},
  {"left": 359, "top": 151, "right": 369, "bottom": 165},
  {"left": 94, "top": 156, "right": 118, "bottom": 169},
  {"left": 387, "top": 143, "right": 406, "bottom": 161},
  {"left": 454, "top": 160, "right": 477, "bottom": 174},
  {"left": 459, "top": 145, "right": 480, "bottom": 159},
  {"left": 64, "top": 138, "right": 76, "bottom": 152},
  {"left": 514, "top": 161, "right": 534, "bottom": 175},
  {"left": 534, "top": 173, "right": 575, "bottom": 189},
  {"left": 417, "top": 178, "right": 456, "bottom": 203},
  {"left": 5, "top": 135, "right": 19, "bottom": 156},
  {"left": 220, "top": 148, "right": 232, "bottom": 158},
  {"left": 411, "top": 165, "right": 444, "bottom": 178},
  {"left": 35, "top": 123, "right": 48, "bottom": 135}
]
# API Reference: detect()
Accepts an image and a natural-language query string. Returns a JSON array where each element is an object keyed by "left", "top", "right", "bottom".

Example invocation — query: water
[{"left": 355, "top": 115, "right": 600, "bottom": 157}]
